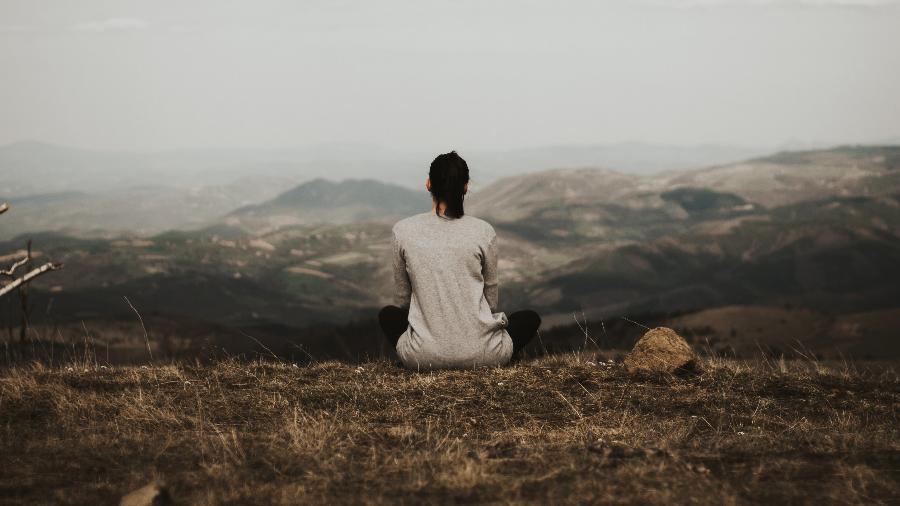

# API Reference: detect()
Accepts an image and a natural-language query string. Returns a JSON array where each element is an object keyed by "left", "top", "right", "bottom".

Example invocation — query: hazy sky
[{"left": 1, "top": 0, "right": 899, "bottom": 152}]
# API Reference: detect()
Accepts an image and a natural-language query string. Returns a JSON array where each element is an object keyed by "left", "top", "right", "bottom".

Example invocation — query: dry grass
[{"left": 0, "top": 353, "right": 897, "bottom": 505}]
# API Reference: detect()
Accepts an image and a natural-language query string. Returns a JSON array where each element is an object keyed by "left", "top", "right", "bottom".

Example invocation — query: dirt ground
[{"left": 1, "top": 354, "right": 897, "bottom": 504}]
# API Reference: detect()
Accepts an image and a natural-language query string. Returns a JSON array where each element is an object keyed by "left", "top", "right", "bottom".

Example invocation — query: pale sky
[{"left": 1, "top": 0, "right": 899, "bottom": 152}]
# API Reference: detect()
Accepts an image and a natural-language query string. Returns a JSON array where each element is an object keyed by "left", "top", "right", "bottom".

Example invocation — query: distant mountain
[
  {"left": 0, "top": 175, "right": 299, "bottom": 238},
  {"left": 0, "top": 140, "right": 417, "bottom": 196},
  {"left": 468, "top": 145, "right": 900, "bottom": 232},
  {"left": 501, "top": 188, "right": 900, "bottom": 336},
  {"left": 13, "top": 191, "right": 900, "bottom": 358},
  {"left": 464, "top": 145, "right": 900, "bottom": 326},
  {"left": 661, "top": 145, "right": 900, "bottom": 207},
  {"left": 224, "top": 178, "right": 431, "bottom": 233},
  {"left": 0, "top": 140, "right": 781, "bottom": 198},
  {"left": 465, "top": 141, "right": 770, "bottom": 178},
  {"left": 5, "top": 144, "right": 900, "bottom": 359}
]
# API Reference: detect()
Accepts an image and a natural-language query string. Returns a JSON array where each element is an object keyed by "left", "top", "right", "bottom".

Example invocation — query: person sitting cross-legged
[{"left": 377, "top": 150, "right": 541, "bottom": 370}]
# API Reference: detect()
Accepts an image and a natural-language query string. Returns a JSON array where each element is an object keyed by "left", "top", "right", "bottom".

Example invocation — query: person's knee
[
  {"left": 379, "top": 305, "right": 409, "bottom": 334},
  {"left": 515, "top": 309, "right": 541, "bottom": 329},
  {"left": 378, "top": 305, "right": 391, "bottom": 322},
  {"left": 379, "top": 304, "right": 401, "bottom": 318},
  {"left": 379, "top": 306, "right": 400, "bottom": 330}
]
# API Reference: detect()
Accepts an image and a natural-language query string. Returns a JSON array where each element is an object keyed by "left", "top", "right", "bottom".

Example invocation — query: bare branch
[
  {"left": 1, "top": 256, "right": 29, "bottom": 277},
  {"left": 0, "top": 202, "right": 8, "bottom": 215},
  {"left": 0, "top": 262, "right": 63, "bottom": 298}
]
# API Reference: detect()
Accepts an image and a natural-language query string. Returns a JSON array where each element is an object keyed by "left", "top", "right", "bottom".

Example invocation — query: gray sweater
[{"left": 391, "top": 211, "right": 513, "bottom": 370}]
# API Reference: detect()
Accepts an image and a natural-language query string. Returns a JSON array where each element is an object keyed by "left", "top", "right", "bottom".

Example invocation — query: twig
[
  {"left": 555, "top": 390, "right": 583, "bottom": 420},
  {"left": 0, "top": 256, "right": 28, "bottom": 278},
  {"left": 535, "top": 328, "right": 548, "bottom": 356},
  {"left": 0, "top": 262, "right": 63, "bottom": 298},
  {"left": 574, "top": 311, "right": 588, "bottom": 348},
  {"left": 599, "top": 319, "right": 610, "bottom": 348},
  {"left": 123, "top": 296, "right": 153, "bottom": 361},
  {"left": 573, "top": 310, "right": 600, "bottom": 351},
  {"left": 287, "top": 340, "right": 317, "bottom": 363},
  {"left": 581, "top": 307, "right": 589, "bottom": 340},
  {"left": 621, "top": 316, "right": 651, "bottom": 331},
  {"left": 240, "top": 329, "right": 281, "bottom": 362}
]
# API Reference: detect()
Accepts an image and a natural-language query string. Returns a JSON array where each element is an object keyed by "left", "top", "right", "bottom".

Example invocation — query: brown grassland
[{"left": 0, "top": 353, "right": 897, "bottom": 505}]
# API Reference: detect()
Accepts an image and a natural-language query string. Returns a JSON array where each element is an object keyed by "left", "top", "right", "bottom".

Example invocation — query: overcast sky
[{"left": 1, "top": 0, "right": 898, "bottom": 152}]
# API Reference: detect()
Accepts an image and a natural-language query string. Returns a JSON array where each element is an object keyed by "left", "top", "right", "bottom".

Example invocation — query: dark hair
[{"left": 428, "top": 151, "right": 470, "bottom": 219}]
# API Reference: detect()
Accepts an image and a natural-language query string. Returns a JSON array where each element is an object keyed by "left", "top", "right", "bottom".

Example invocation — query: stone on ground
[
  {"left": 120, "top": 482, "right": 171, "bottom": 506},
  {"left": 624, "top": 326, "right": 698, "bottom": 374}
]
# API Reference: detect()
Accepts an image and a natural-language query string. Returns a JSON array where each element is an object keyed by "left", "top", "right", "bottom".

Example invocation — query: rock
[
  {"left": 120, "top": 482, "right": 171, "bottom": 506},
  {"left": 623, "top": 327, "right": 699, "bottom": 374}
]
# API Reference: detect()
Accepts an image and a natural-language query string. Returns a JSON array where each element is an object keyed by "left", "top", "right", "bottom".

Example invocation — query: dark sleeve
[
  {"left": 392, "top": 229, "right": 412, "bottom": 307},
  {"left": 482, "top": 230, "right": 500, "bottom": 313}
]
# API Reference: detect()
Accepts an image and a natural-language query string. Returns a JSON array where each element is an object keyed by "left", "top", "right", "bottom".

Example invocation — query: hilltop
[{"left": 0, "top": 354, "right": 896, "bottom": 504}]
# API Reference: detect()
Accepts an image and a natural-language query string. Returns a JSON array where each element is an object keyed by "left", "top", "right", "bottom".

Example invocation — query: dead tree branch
[
  {"left": 1, "top": 203, "right": 64, "bottom": 344},
  {"left": 1, "top": 256, "right": 29, "bottom": 277},
  {"left": 0, "top": 262, "right": 63, "bottom": 299}
]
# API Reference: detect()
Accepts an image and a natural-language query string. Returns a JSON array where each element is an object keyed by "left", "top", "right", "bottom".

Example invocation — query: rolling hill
[
  {"left": 3, "top": 145, "right": 900, "bottom": 360},
  {"left": 468, "top": 145, "right": 900, "bottom": 227},
  {"left": 224, "top": 178, "right": 431, "bottom": 233},
  {"left": 0, "top": 175, "right": 299, "bottom": 238}
]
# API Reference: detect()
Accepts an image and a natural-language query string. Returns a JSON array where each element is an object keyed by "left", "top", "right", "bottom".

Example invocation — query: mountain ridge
[{"left": 224, "top": 177, "right": 431, "bottom": 232}]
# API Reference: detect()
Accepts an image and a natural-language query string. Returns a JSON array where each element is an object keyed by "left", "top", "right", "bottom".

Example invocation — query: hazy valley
[{"left": 2, "top": 144, "right": 899, "bottom": 362}]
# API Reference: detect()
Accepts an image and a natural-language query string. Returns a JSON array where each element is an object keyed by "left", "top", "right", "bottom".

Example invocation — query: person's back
[
  {"left": 391, "top": 211, "right": 511, "bottom": 369},
  {"left": 378, "top": 150, "right": 541, "bottom": 370}
]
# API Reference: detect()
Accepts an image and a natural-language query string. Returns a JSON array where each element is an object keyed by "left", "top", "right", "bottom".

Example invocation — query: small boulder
[
  {"left": 120, "top": 482, "right": 171, "bottom": 506},
  {"left": 624, "top": 327, "right": 699, "bottom": 374}
]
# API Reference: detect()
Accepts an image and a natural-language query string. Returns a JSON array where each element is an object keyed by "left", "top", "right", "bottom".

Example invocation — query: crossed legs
[
  {"left": 505, "top": 309, "right": 541, "bottom": 357},
  {"left": 377, "top": 305, "right": 542, "bottom": 359},
  {"left": 378, "top": 305, "right": 410, "bottom": 349}
]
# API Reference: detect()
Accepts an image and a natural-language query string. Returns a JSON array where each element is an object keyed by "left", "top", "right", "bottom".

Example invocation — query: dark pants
[{"left": 378, "top": 305, "right": 542, "bottom": 359}]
